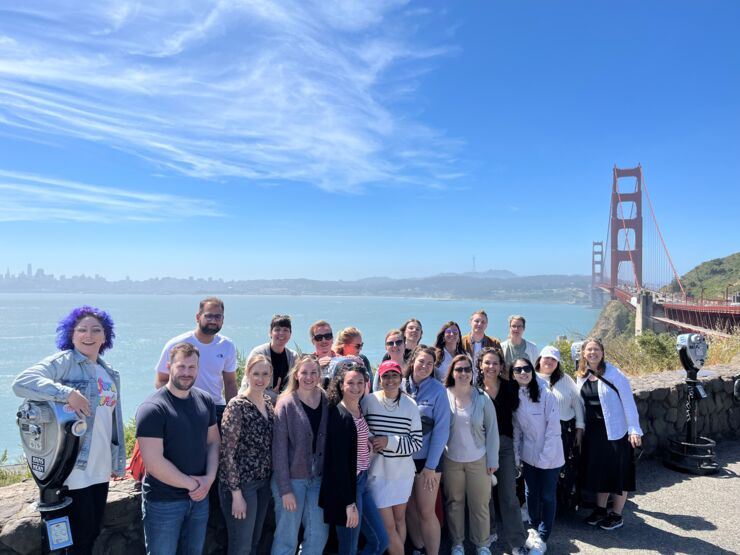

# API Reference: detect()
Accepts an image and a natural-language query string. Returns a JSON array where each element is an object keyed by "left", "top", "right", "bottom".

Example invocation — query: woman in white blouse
[{"left": 535, "top": 346, "right": 584, "bottom": 511}]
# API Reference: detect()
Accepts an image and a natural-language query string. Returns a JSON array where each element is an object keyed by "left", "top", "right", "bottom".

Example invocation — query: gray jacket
[
  {"left": 13, "top": 349, "right": 126, "bottom": 476},
  {"left": 446, "top": 387, "right": 500, "bottom": 469}
]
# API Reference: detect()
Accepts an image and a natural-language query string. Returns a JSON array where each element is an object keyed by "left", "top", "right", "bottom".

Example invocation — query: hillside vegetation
[{"left": 667, "top": 251, "right": 740, "bottom": 300}]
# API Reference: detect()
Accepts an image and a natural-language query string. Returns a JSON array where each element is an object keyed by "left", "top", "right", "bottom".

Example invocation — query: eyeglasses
[
  {"left": 512, "top": 366, "right": 533, "bottom": 374},
  {"left": 313, "top": 333, "right": 333, "bottom": 342},
  {"left": 386, "top": 339, "right": 404, "bottom": 347},
  {"left": 202, "top": 313, "right": 223, "bottom": 321},
  {"left": 453, "top": 367, "right": 473, "bottom": 374},
  {"left": 510, "top": 324, "right": 524, "bottom": 330}
]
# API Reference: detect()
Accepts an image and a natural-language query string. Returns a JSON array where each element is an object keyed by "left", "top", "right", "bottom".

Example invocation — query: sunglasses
[
  {"left": 512, "top": 366, "right": 533, "bottom": 374},
  {"left": 453, "top": 366, "right": 473, "bottom": 374},
  {"left": 313, "top": 333, "right": 333, "bottom": 342},
  {"left": 386, "top": 339, "right": 404, "bottom": 347},
  {"left": 350, "top": 343, "right": 364, "bottom": 350}
]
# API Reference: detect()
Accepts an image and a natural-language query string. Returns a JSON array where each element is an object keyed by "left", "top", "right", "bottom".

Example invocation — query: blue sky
[{"left": 0, "top": 1, "right": 738, "bottom": 281}]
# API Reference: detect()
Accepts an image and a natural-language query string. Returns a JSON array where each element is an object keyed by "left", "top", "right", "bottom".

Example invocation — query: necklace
[{"left": 380, "top": 393, "right": 399, "bottom": 412}]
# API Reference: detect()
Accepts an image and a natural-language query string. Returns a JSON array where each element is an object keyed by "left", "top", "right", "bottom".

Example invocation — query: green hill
[{"left": 667, "top": 252, "right": 740, "bottom": 300}]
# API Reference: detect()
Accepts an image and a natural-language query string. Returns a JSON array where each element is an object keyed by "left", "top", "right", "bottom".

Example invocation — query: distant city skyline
[{"left": 1, "top": 2, "right": 738, "bottom": 281}]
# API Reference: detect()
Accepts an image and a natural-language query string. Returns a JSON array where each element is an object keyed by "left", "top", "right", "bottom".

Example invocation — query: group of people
[{"left": 13, "top": 298, "right": 643, "bottom": 555}]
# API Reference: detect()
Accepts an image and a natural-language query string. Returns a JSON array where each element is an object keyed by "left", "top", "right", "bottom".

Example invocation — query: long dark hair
[
  {"left": 444, "top": 354, "right": 473, "bottom": 388},
  {"left": 434, "top": 321, "right": 464, "bottom": 367},
  {"left": 326, "top": 362, "right": 368, "bottom": 406},
  {"left": 404, "top": 345, "right": 436, "bottom": 381},
  {"left": 535, "top": 356, "right": 564, "bottom": 388},
  {"left": 475, "top": 346, "right": 506, "bottom": 388},
  {"left": 511, "top": 357, "right": 540, "bottom": 403}
]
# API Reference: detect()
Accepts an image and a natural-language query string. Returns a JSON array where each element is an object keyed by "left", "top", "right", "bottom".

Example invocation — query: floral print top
[{"left": 218, "top": 393, "right": 275, "bottom": 490}]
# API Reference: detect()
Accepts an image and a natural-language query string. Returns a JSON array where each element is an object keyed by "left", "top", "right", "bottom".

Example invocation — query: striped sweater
[{"left": 361, "top": 392, "right": 423, "bottom": 481}]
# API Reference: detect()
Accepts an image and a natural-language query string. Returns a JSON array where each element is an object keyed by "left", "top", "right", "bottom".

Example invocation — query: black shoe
[
  {"left": 599, "top": 512, "right": 624, "bottom": 530},
  {"left": 585, "top": 507, "right": 607, "bottom": 526}
]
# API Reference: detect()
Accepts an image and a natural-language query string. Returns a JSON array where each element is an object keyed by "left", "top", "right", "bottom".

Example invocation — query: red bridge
[{"left": 592, "top": 165, "right": 739, "bottom": 338}]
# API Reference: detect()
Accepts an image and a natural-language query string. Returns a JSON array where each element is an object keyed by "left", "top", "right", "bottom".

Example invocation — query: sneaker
[
  {"left": 585, "top": 507, "right": 607, "bottom": 526},
  {"left": 412, "top": 549, "right": 426, "bottom": 555},
  {"left": 511, "top": 547, "right": 528, "bottom": 555},
  {"left": 451, "top": 545, "right": 465, "bottom": 555},
  {"left": 529, "top": 540, "right": 547, "bottom": 555},
  {"left": 477, "top": 547, "right": 492, "bottom": 555},
  {"left": 525, "top": 528, "right": 540, "bottom": 549},
  {"left": 599, "top": 512, "right": 624, "bottom": 530},
  {"left": 485, "top": 532, "right": 498, "bottom": 547}
]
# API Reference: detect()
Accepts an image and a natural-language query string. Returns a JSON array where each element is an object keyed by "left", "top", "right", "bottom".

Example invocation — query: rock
[
  {"left": 667, "top": 386, "right": 679, "bottom": 405},
  {"left": 0, "top": 516, "right": 43, "bottom": 555},
  {"left": 651, "top": 388, "right": 669, "bottom": 402},
  {"left": 666, "top": 408, "right": 678, "bottom": 423}
]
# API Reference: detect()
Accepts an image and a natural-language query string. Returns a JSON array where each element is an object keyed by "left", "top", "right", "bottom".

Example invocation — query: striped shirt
[
  {"left": 362, "top": 392, "right": 423, "bottom": 480},
  {"left": 354, "top": 415, "right": 370, "bottom": 473}
]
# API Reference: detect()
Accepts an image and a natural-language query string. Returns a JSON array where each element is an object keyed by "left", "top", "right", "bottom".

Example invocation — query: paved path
[{"left": 479, "top": 440, "right": 740, "bottom": 554}]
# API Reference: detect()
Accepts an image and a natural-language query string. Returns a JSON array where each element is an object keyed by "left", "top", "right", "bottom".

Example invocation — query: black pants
[{"left": 46, "top": 481, "right": 109, "bottom": 554}]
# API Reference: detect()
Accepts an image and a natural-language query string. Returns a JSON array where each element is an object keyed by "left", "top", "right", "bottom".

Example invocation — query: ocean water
[{"left": 0, "top": 293, "right": 598, "bottom": 459}]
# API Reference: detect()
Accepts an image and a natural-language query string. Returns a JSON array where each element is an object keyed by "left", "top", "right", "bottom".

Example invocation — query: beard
[
  {"left": 199, "top": 322, "right": 221, "bottom": 336},
  {"left": 171, "top": 375, "right": 195, "bottom": 391}
]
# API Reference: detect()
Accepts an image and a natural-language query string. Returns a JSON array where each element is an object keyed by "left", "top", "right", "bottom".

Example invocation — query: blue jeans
[
  {"left": 523, "top": 463, "right": 560, "bottom": 542},
  {"left": 219, "top": 479, "right": 271, "bottom": 555},
  {"left": 142, "top": 496, "right": 209, "bottom": 555},
  {"left": 271, "top": 477, "right": 329, "bottom": 555},
  {"left": 336, "top": 471, "right": 389, "bottom": 555}
]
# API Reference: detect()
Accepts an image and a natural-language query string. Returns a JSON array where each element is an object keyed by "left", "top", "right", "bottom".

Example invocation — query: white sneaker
[
  {"left": 477, "top": 547, "right": 492, "bottom": 555},
  {"left": 525, "top": 528, "right": 540, "bottom": 549},
  {"left": 529, "top": 540, "right": 547, "bottom": 555},
  {"left": 485, "top": 532, "right": 498, "bottom": 546},
  {"left": 511, "top": 547, "right": 528, "bottom": 555},
  {"left": 451, "top": 545, "right": 465, "bottom": 555}
]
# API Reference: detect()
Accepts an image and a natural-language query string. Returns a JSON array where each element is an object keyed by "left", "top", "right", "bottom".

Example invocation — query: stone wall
[
  {"left": 631, "top": 362, "right": 740, "bottom": 455},
  {"left": 1, "top": 362, "right": 739, "bottom": 554}
]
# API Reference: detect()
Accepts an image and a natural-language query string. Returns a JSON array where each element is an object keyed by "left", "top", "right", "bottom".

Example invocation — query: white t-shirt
[
  {"left": 65, "top": 364, "right": 117, "bottom": 490},
  {"left": 155, "top": 331, "right": 237, "bottom": 405}
]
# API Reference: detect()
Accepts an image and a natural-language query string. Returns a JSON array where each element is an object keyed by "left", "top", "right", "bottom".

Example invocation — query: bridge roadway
[{"left": 457, "top": 440, "right": 740, "bottom": 554}]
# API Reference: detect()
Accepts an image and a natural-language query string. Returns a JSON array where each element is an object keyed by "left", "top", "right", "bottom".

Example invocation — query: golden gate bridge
[{"left": 592, "top": 165, "right": 739, "bottom": 338}]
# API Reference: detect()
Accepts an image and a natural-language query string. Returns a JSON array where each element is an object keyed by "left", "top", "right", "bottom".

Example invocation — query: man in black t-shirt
[{"left": 136, "top": 342, "right": 220, "bottom": 555}]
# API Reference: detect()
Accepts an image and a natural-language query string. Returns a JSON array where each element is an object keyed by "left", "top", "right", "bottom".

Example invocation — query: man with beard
[
  {"left": 155, "top": 297, "right": 237, "bottom": 425},
  {"left": 138, "top": 342, "right": 220, "bottom": 555}
]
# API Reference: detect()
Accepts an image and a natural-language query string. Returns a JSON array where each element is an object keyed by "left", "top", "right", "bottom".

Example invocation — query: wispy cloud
[
  {"left": 0, "top": 1, "right": 461, "bottom": 193},
  {"left": 0, "top": 169, "right": 223, "bottom": 222}
]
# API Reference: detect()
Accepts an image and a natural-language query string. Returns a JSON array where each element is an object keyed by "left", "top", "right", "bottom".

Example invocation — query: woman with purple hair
[{"left": 13, "top": 306, "right": 125, "bottom": 555}]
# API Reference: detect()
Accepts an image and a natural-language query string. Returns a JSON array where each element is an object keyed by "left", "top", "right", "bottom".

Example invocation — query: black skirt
[{"left": 579, "top": 380, "right": 635, "bottom": 494}]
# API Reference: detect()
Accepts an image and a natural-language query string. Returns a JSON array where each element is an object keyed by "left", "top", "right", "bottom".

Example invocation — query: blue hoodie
[{"left": 404, "top": 375, "right": 450, "bottom": 470}]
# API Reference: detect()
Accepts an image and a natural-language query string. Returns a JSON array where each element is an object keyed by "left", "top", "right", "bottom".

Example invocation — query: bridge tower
[
  {"left": 591, "top": 241, "right": 605, "bottom": 307},
  {"left": 610, "top": 165, "right": 643, "bottom": 297}
]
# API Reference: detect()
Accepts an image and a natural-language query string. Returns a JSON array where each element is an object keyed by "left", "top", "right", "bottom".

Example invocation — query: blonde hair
[
  {"left": 280, "top": 354, "right": 320, "bottom": 398},
  {"left": 239, "top": 354, "right": 273, "bottom": 394},
  {"left": 334, "top": 327, "right": 362, "bottom": 355}
]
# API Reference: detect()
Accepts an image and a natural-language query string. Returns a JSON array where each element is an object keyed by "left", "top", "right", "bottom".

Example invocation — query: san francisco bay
[{"left": 1, "top": 294, "right": 598, "bottom": 459}]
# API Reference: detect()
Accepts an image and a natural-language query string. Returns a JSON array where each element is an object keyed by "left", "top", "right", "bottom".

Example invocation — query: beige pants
[{"left": 442, "top": 454, "right": 491, "bottom": 547}]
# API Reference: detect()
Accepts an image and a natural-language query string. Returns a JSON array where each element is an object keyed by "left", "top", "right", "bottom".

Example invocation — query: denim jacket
[{"left": 13, "top": 349, "right": 126, "bottom": 477}]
